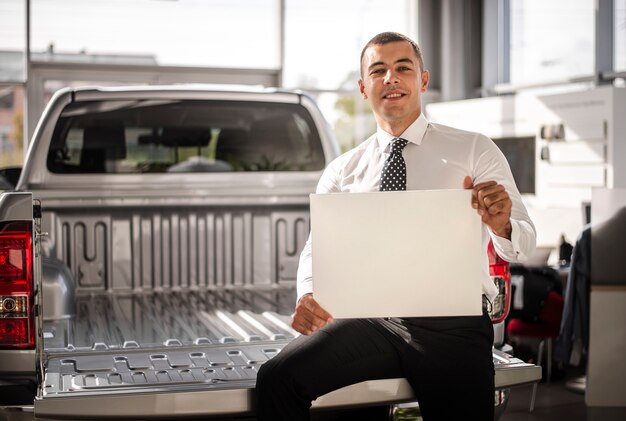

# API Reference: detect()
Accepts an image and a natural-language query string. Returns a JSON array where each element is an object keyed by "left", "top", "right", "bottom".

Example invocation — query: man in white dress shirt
[{"left": 256, "top": 32, "right": 536, "bottom": 421}]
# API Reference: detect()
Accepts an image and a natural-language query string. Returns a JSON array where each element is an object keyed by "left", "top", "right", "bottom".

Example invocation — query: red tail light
[
  {"left": 487, "top": 240, "right": 511, "bottom": 324},
  {"left": 0, "top": 221, "right": 35, "bottom": 348},
  {"left": 0, "top": 317, "right": 31, "bottom": 346}
]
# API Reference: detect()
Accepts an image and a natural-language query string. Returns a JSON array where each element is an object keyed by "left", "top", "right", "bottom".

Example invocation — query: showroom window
[
  {"left": 283, "top": 0, "right": 413, "bottom": 151},
  {"left": 0, "top": 0, "right": 26, "bottom": 82},
  {"left": 30, "top": 0, "right": 280, "bottom": 69},
  {"left": 616, "top": 0, "right": 626, "bottom": 72},
  {"left": 0, "top": 0, "right": 26, "bottom": 170},
  {"left": 21, "top": 1, "right": 626, "bottom": 159},
  {"left": 509, "top": 0, "right": 595, "bottom": 85},
  {"left": 283, "top": 0, "right": 412, "bottom": 90}
]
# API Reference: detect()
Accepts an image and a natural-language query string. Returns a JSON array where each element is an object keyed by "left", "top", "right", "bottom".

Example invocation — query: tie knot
[{"left": 391, "top": 137, "right": 408, "bottom": 154}]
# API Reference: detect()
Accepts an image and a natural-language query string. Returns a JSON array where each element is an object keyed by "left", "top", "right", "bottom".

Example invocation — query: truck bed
[
  {"left": 43, "top": 286, "right": 298, "bottom": 351},
  {"left": 38, "top": 286, "right": 541, "bottom": 418},
  {"left": 33, "top": 200, "right": 540, "bottom": 418}
]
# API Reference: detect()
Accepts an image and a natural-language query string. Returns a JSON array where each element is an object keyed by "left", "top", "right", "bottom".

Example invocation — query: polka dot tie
[{"left": 379, "top": 137, "right": 409, "bottom": 191}]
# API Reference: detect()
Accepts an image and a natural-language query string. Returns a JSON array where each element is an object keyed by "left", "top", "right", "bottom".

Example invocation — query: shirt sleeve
[
  {"left": 472, "top": 134, "right": 537, "bottom": 263},
  {"left": 296, "top": 160, "right": 343, "bottom": 302}
]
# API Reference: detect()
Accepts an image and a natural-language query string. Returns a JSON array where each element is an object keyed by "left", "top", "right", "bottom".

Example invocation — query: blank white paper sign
[{"left": 311, "top": 190, "right": 483, "bottom": 318}]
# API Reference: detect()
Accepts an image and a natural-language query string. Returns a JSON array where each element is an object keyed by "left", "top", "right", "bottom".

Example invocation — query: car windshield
[{"left": 47, "top": 99, "right": 325, "bottom": 173}]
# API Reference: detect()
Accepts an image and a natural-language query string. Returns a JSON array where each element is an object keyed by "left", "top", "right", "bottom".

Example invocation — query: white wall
[{"left": 427, "top": 86, "right": 626, "bottom": 250}]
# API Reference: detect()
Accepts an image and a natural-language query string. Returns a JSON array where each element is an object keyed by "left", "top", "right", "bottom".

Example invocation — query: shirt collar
[{"left": 376, "top": 113, "right": 429, "bottom": 152}]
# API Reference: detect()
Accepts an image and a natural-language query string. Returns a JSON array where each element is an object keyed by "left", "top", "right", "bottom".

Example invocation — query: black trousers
[{"left": 255, "top": 312, "right": 495, "bottom": 421}]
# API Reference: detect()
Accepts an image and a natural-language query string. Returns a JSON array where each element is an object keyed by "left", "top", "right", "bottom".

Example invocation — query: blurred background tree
[
  {"left": 10, "top": 111, "right": 23, "bottom": 145},
  {"left": 333, "top": 70, "right": 376, "bottom": 153}
]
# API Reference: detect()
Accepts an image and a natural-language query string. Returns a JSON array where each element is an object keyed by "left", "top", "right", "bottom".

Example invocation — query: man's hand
[
  {"left": 463, "top": 176, "right": 512, "bottom": 240},
  {"left": 291, "top": 294, "right": 334, "bottom": 336}
]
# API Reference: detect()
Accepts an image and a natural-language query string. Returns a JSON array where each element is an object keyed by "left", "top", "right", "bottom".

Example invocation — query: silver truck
[{"left": 0, "top": 85, "right": 540, "bottom": 420}]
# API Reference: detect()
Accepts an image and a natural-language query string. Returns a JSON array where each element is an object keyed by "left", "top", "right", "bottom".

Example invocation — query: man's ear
[
  {"left": 421, "top": 70, "right": 429, "bottom": 93},
  {"left": 358, "top": 79, "right": 368, "bottom": 99}
]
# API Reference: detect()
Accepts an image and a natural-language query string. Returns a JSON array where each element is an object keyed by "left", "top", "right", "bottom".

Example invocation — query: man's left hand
[{"left": 463, "top": 176, "right": 512, "bottom": 240}]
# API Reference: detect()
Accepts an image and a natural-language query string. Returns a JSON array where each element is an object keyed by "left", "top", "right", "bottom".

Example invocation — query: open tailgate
[{"left": 36, "top": 289, "right": 541, "bottom": 419}]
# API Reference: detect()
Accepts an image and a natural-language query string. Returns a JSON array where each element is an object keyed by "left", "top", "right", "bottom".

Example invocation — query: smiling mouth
[{"left": 383, "top": 92, "right": 405, "bottom": 99}]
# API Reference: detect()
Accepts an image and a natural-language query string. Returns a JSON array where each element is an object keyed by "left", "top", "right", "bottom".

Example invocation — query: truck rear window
[{"left": 47, "top": 99, "right": 326, "bottom": 173}]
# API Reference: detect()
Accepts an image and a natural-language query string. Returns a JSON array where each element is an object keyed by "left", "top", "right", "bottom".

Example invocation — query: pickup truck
[{"left": 0, "top": 85, "right": 541, "bottom": 420}]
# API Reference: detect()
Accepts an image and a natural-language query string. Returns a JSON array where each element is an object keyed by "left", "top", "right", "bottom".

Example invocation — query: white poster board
[{"left": 311, "top": 190, "right": 483, "bottom": 318}]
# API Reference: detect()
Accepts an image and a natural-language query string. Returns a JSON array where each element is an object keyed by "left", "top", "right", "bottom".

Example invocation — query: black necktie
[{"left": 380, "top": 137, "right": 409, "bottom": 191}]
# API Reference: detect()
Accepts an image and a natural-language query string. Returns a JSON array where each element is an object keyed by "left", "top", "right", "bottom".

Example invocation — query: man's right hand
[{"left": 291, "top": 294, "right": 334, "bottom": 335}]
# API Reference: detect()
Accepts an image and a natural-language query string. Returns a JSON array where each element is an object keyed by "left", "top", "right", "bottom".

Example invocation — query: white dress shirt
[{"left": 297, "top": 113, "right": 536, "bottom": 303}]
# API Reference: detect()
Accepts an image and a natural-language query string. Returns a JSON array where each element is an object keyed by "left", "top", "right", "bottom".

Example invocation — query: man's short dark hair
[{"left": 360, "top": 32, "right": 424, "bottom": 77}]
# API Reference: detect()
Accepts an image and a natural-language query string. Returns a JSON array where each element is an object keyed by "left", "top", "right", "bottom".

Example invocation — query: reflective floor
[
  {"left": 502, "top": 373, "right": 626, "bottom": 421},
  {"left": 502, "top": 380, "right": 586, "bottom": 421}
]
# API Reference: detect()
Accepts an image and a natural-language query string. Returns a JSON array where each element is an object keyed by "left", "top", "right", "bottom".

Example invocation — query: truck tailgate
[
  {"left": 37, "top": 349, "right": 539, "bottom": 418},
  {"left": 37, "top": 287, "right": 540, "bottom": 418}
]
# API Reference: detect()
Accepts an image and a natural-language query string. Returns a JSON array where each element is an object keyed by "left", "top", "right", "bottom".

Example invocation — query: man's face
[{"left": 358, "top": 41, "right": 429, "bottom": 130}]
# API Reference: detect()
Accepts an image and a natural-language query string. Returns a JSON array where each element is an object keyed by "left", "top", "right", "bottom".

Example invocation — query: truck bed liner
[{"left": 43, "top": 286, "right": 298, "bottom": 352}]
